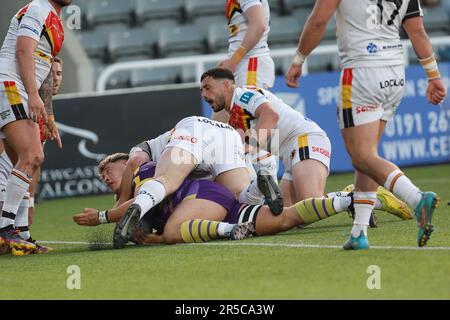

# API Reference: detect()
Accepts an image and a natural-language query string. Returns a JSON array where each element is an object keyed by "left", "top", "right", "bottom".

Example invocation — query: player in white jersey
[
  {"left": 285, "top": 0, "right": 446, "bottom": 249},
  {"left": 112, "top": 116, "right": 282, "bottom": 249},
  {"left": 201, "top": 67, "right": 332, "bottom": 206},
  {"left": 0, "top": 0, "right": 70, "bottom": 252},
  {"left": 213, "top": 0, "right": 274, "bottom": 122}
]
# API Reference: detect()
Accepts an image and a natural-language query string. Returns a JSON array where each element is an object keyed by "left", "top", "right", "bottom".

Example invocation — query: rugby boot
[
  {"left": 113, "top": 204, "right": 141, "bottom": 249},
  {"left": 257, "top": 170, "right": 283, "bottom": 215},
  {"left": 230, "top": 221, "right": 256, "bottom": 240},
  {"left": 343, "top": 231, "right": 369, "bottom": 250},
  {"left": 0, "top": 228, "right": 36, "bottom": 252},
  {"left": 415, "top": 192, "right": 440, "bottom": 247},
  {"left": 11, "top": 238, "right": 53, "bottom": 256},
  {"left": 376, "top": 186, "right": 413, "bottom": 220}
]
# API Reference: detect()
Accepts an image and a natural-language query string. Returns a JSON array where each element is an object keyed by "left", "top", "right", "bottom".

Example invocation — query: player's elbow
[
  {"left": 308, "top": 15, "right": 329, "bottom": 31},
  {"left": 262, "top": 108, "right": 279, "bottom": 126}
]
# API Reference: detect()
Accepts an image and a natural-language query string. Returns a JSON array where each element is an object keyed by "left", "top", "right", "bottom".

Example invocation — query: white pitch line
[{"left": 38, "top": 240, "right": 450, "bottom": 251}]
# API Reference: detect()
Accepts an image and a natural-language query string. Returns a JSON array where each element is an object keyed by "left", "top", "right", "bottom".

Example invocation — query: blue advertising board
[{"left": 202, "top": 63, "right": 450, "bottom": 174}]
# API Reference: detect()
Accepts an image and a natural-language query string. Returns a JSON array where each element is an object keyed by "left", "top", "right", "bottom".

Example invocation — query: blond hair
[{"left": 98, "top": 153, "right": 129, "bottom": 177}]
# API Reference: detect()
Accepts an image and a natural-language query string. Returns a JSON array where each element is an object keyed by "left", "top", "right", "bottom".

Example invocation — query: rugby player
[
  {"left": 214, "top": 0, "right": 274, "bottom": 124},
  {"left": 0, "top": 0, "right": 71, "bottom": 251},
  {"left": 201, "top": 68, "right": 412, "bottom": 225},
  {"left": 112, "top": 116, "right": 283, "bottom": 248},
  {"left": 74, "top": 154, "right": 356, "bottom": 245},
  {"left": 285, "top": 0, "right": 446, "bottom": 249}
]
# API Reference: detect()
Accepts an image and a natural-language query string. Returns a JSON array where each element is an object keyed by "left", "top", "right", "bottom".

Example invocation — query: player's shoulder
[{"left": 24, "top": 0, "right": 54, "bottom": 20}]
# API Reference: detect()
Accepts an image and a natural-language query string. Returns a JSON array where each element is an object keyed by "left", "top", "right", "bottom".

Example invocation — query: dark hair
[
  {"left": 200, "top": 67, "right": 235, "bottom": 82},
  {"left": 98, "top": 153, "right": 129, "bottom": 177},
  {"left": 53, "top": 56, "right": 63, "bottom": 66}
]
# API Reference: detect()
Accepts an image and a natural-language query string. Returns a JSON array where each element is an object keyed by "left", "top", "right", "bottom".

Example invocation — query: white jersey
[
  {"left": 336, "top": 0, "right": 423, "bottom": 68},
  {"left": 147, "top": 131, "right": 172, "bottom": 163},
  {"left": 229, "top": 87, "right": 325, "bottom": 148},
  {"left": 226, "top": 0, "right": 270, "bottom": 57},
  {"left": 0, "top": 0, "right": 64, "bottom": 91}
]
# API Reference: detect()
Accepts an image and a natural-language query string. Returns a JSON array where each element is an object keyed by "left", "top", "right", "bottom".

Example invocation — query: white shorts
[
  {"left": 234, "top": 55, "right": 275, "bottom": 89},
  {"left": 280, "top": 133, "right": 331, "bottom": 181},
  {"left": 338, "top": 66, "right": 404, "bottom": 129},
  {"left": 166, "top": 116, "right": 247, "bottom": 179},
  {"left": 0, "top": 80, "right": 29, "bottom": 138}
]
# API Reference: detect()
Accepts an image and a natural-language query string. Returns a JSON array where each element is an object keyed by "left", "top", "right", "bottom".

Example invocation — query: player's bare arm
[
  {"left": 403, "top": 16, "right": 447, "bottom": 105},
  {"left": 285, "top": 0, "right": 340, "bottom": 88},
  {"left": 219, "top": 5, "right": 266, "bottom": 72},
  {"left": 39, "top": 69, "right": 62, "bottom": 148},
  {"left": 252, "top": 102, "right": 279, "bottom": 149},
  {"left": 16, "top": 36, "right": 46, "bottom": 123},
  {"left": 73, "top": 199, "right": 134, "bottom": 226}
]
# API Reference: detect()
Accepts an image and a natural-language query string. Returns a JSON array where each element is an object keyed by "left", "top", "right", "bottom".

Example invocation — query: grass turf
[{"left": 0, "top": 164, "right": 449, "bottom": 299}]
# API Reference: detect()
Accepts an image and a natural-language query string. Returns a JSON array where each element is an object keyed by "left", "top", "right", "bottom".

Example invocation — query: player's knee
[{"left": 21, "top": 148, "right": 44, "bottom": 169}]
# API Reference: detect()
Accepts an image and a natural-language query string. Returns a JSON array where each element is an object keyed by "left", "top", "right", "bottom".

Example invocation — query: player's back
[
  {"left": 336, "top": 0, "right": 422, "bottom": 68},
  {"left": 226, "top": 0, "right": 270, "bottom": 57}
]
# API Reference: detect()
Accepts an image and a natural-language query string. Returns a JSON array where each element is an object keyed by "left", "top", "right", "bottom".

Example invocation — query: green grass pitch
[{"left": 1, "top": 164, "right": 449, "bottom": 299}]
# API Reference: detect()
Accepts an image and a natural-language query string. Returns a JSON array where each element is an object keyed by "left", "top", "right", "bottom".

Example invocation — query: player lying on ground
[
  {"left": 75, "top": 154, "right": 387, "bottom": 246},
  {"left": 111, "top": 116, "right": 285, "bottom": 248}
]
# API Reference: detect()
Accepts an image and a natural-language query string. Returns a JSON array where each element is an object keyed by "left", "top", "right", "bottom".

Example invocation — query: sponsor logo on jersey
[
  {"left": 19, "top": 24, "right": 40, "bottom": 36},
  {"left": 239, "top": 92, "right": 255, "bottom": 104},
  {"left": 173, "top": 135, "right": 198, "bottom": 144},
  {"left": 367, "top": 42, "right": 378, "bottom": 54},
  {"left": 198, "top": 117, "right": 234, "bottom": 131},
  {"left": 356, "top": 105, "right": 379, "bottom": 114},
  {"left": 379, "top": 79, "right": 404, "bottom": 89},
  {"left": 311, "top": 146, "right": 331, "bottom": 159}
]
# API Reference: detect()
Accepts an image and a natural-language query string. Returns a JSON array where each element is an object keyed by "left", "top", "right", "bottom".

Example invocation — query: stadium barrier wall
[
  {"left": 38, "top": 86, "right": 202, "bottom": 200},
  {"left": 201, "top": 63, "right": 450, "bottom": 175}
]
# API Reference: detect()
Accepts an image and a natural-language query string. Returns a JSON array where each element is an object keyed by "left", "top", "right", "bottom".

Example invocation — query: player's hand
[
  {"left": 73, "top": 208, "right": 100, "bottom": 226},
  {"left": 426, "top": 78, "right": 447, "bottom": 105},
  {"left": 131, "top": 226, "right": 147, "bottom": 245},
  {"left": 285, "top": 64, "right": 302, "bottom": 88},
  {"left": 218, "top": 58, "right": 237, "bottom": 73},
  {"left": 28, "top": 92, "right": 47, "bottom": 123},
  {"left": 45, "top": 115, "right": 62, "bottom": 148}
]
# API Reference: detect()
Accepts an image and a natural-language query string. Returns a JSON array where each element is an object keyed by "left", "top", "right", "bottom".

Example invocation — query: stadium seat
[
  {"left": 114, "top": 55, "right": 153, "bottom": 63},
  {"left": 92, "top": 59, "right": 130, "bottom": 90},
  {"left": 194, "top": 15, "right": 227, "bottom": 31},
  {"left": 130, "top": 67, "right": 180, "bottom": 87},
  {"left": 135, "top": 0, "right": 183, "bottom": 24},
  {"left": 272, "top": 56, "right": 292, "bottom": 76},
  {"left": 85, "top": 0, "right": 133, "bottom": 27},
  {"left": 108, "top": 27, "right": 155, "bottom": 61},
  {"left": 184, "top": 0, "right": 225, "bottom": 22},
  {"left": 75, "top": 23, "right": 128, "bottom": 61},
  {"left": 143, "top": 19, "right": 179, "bottom": 38},
  {"left": 206, "top": 22, "right": 229, "bottom": 53},
  {"left": 422, "top": 5, "right": 450, "bottom": 32},
  {"left": 268, "top": 16, "right": 302, "bottom": 47},
  {"left": 268, "top": 0, "right": 282, "bottom": 15},
  {"left": 157, "top": 25, "right": 206, "bottom": 57},
  {"left": 293, "top": 7, "right": 312, "bottom": 30},
  {"left": 282, "top": 0, "right": 315, "bottom": 12}
]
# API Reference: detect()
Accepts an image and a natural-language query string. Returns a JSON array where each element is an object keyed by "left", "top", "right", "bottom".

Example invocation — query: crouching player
[{"left": 74, "top": 154, "right": 356, "bottom": 245}]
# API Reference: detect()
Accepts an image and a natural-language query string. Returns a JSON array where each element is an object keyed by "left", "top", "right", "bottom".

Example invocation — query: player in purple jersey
[{"left": 74, "top": 154, "right": 356, "bottom": 246}]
